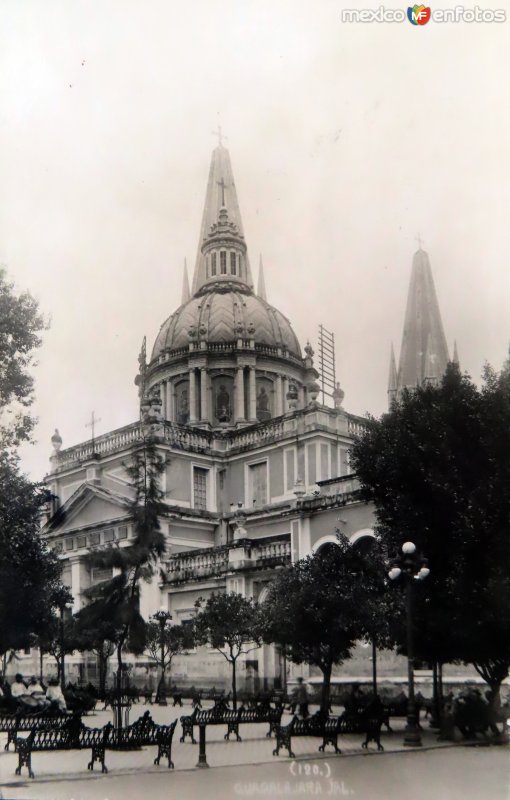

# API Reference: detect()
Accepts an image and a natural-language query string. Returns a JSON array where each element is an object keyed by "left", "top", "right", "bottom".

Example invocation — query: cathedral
[{"left": 34, "top": 142, "right": 455, "bottom": 690}]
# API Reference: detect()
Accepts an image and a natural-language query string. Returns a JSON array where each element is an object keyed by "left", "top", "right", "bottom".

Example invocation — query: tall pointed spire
[
  {"left": 396, "top": 248, "right": 449, "bottom": 396},
  {"left": 257, "top": 255, "right": 267, "bottom": 301},
  {"left": 452, "top": 340, "right": 460, "bottom": 367},
  {"left": 181, "top": 259, "right": 190, "bottom": 304},
  {"left": 388, "top": 343, "right": 398, "bottom": 406},
  {"left": 191, "top": 143, "right": 253, "bottom": 295}
]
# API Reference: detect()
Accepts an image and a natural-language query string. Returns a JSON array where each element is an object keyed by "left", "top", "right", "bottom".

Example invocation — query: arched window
[
  {"left": 350, "top": 529, "right": 377, "bottom": 554},
  {"left": 211, "top": 253, "right": 217, "bottom": 276},
  {"left": 220, "top": 251, "right": 227, "bottom": 274},
  {"left": 230, "top": 252, "right": 236, "bottom": 275}
]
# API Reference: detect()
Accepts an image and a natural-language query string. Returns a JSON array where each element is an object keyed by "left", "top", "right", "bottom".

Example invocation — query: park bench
[
  {"left": 13, "top": 712, "right": 178, "bottom": 778},
  {"left": 180, "top": 704, "right": 283, "bottom": 743},
  {"left": 15, "top": 718, "right": 111, "bottom": 778},
  {"left": 109, "top": 712, "right": 178, "bottom": 766},
  {"left": 382, "top": 698, "right": 423, "bottom": 731},
  {"left": 272, "top": 710, "right": 385, "bottom": 758},
  {"left": 0, "top": 710, "right": 70, "bottom": 751}
]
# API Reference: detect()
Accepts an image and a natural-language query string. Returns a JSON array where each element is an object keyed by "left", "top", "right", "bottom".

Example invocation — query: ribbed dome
[{"left": 151, "top": 283, "right": 301, "bottom": 361}]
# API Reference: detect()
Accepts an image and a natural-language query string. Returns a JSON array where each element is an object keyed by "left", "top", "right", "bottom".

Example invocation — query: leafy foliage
[
  {"left": 0, "top": 452, "right": 64, "bottom": 660},
  {"left": 0, "top": 268, "right": 47, "bottom": 449},
  {"left": 82, "top": 435, "right": 167, "bottom": 680},
  {"left": 33, "top": 587, "right": 80, "bottom": 686},
  {"left": 145, "top": 621, "right": 194, "bottom": 698},
  {"left": 350, "top": 362, "right": 510, "bottom": 695},
  {"left": 73, "top": 613, "right": 122, "bottom": 696},
  {"left": 262, "top": 536, "right": 391, "bottom": 713},
  {"left": 145, "top": 621, "right": 194, "bottom": 669},
  {"left": 193, "top": 593, "right": 263, "bottom": 708}
]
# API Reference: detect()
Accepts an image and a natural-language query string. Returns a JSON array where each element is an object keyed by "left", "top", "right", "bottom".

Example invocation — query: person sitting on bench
[
  {"left": 46, "top": 679, "right": 70, "bottom": 713},
  {"left": 11, "top": 674, "right": 32, "bottom": 706}
]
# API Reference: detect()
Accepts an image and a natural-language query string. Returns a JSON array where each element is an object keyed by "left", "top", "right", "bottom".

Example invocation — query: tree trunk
[
  {"left": 156, "top": 670, "right": 165, "bottom": 702},
  {"left": 320, "top": 662, "right": 332, "bottom": 717},
  {"left": 39, "top": 648, "right": 44, "bottom": 682},
  {"left": 98, "top": 652, "right": 107, "bottom": 698},
  {"left": 371, "top": 640, "right": 378, "bottom": 696},
  {"left": 431, "top": 661, "right": 440, "bottom": 727},
  {"left": 487, "top": 683, "right": 504, "bottom": 739},
  {"left": 231, "top": 659, "right": 237, "bottom": 710}
]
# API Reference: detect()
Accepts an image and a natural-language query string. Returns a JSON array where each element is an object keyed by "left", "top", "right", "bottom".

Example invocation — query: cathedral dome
[{"left": 151, "top": 281, "right": 301, "bottom": 361}]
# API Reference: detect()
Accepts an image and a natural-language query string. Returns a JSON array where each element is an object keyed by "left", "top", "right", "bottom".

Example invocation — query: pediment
[{"left": 45, "top": 484, "right": 131, "bottom": 535}]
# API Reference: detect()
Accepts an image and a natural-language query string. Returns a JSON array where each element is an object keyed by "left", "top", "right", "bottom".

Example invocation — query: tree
[
  {"left": 0, "top": 452, "right": 65, "bottom": 671},
  {"left": 144, "top": 622, "right": 194, "bottom": 699},
  {"left": 350, "top": 362, "right": 510, "bottom": 722},
  {"left": 83, "top": 435, "right": 167, "bottom": 684},
  {"left": 73, "top": 614, "right": 122, "bottom": 697},
  {"left": 193, "top": 593, "right": 263, "bottom": 709},
  {"left": 262, "top": 536, "right": 390, "bottom": 715},
  {"left": 0, "top": 268, "right": 47, "bottom": 450},
  {"left": 35, "top": 599, "right": 81, "bottom": 687}
]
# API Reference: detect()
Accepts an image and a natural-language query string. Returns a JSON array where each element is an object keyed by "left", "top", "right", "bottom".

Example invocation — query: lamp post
[
  {"left": 57, "top": 598, "right": 72, "bottom": 692},
  {"left": 152, "top": 606, "right": 172, "bottom": 706},
  {"left": 388, "top": 541, "right": 430, "bottom": 747}
]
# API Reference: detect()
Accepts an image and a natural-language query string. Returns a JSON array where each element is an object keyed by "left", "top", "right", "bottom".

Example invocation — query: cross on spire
[
  {"left": 212, "top": 125, "right": 227, "bottom": 147},
  {"left": 85, "top": 411, "right": 101, "bottom": 452},
  {"left": 217, "top": 177, "right": 227, "bottom": 206}
]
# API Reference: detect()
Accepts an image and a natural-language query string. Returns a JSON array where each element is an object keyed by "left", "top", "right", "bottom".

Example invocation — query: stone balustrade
[
  {"left": 51, "top": 409, "right": 366, "bottom": 470},
  {"left": 165, "top": 547, "right": 229, "bottom": 581},
  {"left": 164, "top": 535, "right": 291, "bottom": 583},
  {"left": 347, "top": 417, "right": 367, "bottom": 437},
  {"left": 255, "top": 539, "right": 291, "bottom": 562},
  {"left": 53, "top": 423, "right": 144, "bottom": 468}
]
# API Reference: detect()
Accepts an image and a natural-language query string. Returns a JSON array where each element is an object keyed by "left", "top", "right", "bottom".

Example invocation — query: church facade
[{"left": 34, "top": 143, "right": 454, "bottom": 690}]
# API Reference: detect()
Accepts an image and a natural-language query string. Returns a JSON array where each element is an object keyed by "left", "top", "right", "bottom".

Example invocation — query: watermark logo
[
  {"left": 407, "top": 4, "right": 431, "bottom": 23},
  {"left": 340, "top": 5, "right": 506, "bottom": 23}
]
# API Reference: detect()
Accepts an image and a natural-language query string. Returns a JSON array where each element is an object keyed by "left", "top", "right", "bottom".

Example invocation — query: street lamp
[
  {"left": 388, "top": 541, "right": 430, "bottom": 747},
  {"left": 57, "top": 597, "right": 72, "bottom": 692},
  {"left": 152, "top": 605, "right": 172, "bottom": 706}
]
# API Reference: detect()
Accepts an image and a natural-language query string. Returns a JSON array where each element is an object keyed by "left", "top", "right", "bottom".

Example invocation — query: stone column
[
  {"left": 200, "top": 368, "right": 208, "bottom": 421},
  {"left": 71, "top": 560, "right": 82, "bottom": 613},
  {"left": 189, "top": 368, "right": 198, "bottom": 422},
  {"left": 282, "top": 377, "right": 289, "bottom": 413},
  {"left": 276, "top": 375, "right": 283, "bottom": 416},
  {"left": 166, "top": 380, "right": 173, "bottom": 422},
  {"left": 160, "top": 381, "right": 167, "bottom": 420},
  {"left": 235, "top": 367, "right": 245, "bottom": 422},
  {"left": 249, "top": 367, "right": 257, "bottom": 421}
]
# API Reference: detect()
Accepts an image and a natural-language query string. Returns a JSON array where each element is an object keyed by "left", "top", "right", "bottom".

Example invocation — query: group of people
[
  {"left": 0, "top": 674, "right": 69, "bottom": 713},
  {"left": 439, "top": 686, "right": 504, "bottom": 739}
]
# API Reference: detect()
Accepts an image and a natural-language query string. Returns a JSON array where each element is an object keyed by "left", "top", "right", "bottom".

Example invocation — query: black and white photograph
[{"left": 0, "top": 2, "right": 509, "bottom": 798}]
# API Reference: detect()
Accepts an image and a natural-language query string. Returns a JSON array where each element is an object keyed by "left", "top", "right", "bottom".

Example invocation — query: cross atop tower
[
  {"left": 85, "top": 411, "right": 101, "bottom": 452},
  {"left": 212, "top": 125, "right": 227, "bottom": 147}
]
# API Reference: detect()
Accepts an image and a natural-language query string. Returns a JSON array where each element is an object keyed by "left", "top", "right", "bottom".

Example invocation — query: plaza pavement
[{"left": 0, "top": 699, "right": 459, "bottom": 798}]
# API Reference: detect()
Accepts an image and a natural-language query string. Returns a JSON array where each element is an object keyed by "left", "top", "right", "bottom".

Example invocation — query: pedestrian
[{"left": 295, "top": 677, "right": 310, "bottom": 719}]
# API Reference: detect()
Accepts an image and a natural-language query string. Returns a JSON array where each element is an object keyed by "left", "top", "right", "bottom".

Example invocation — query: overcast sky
[{"left": 1, "top": 0, "right": 509, "bottom": 480}]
